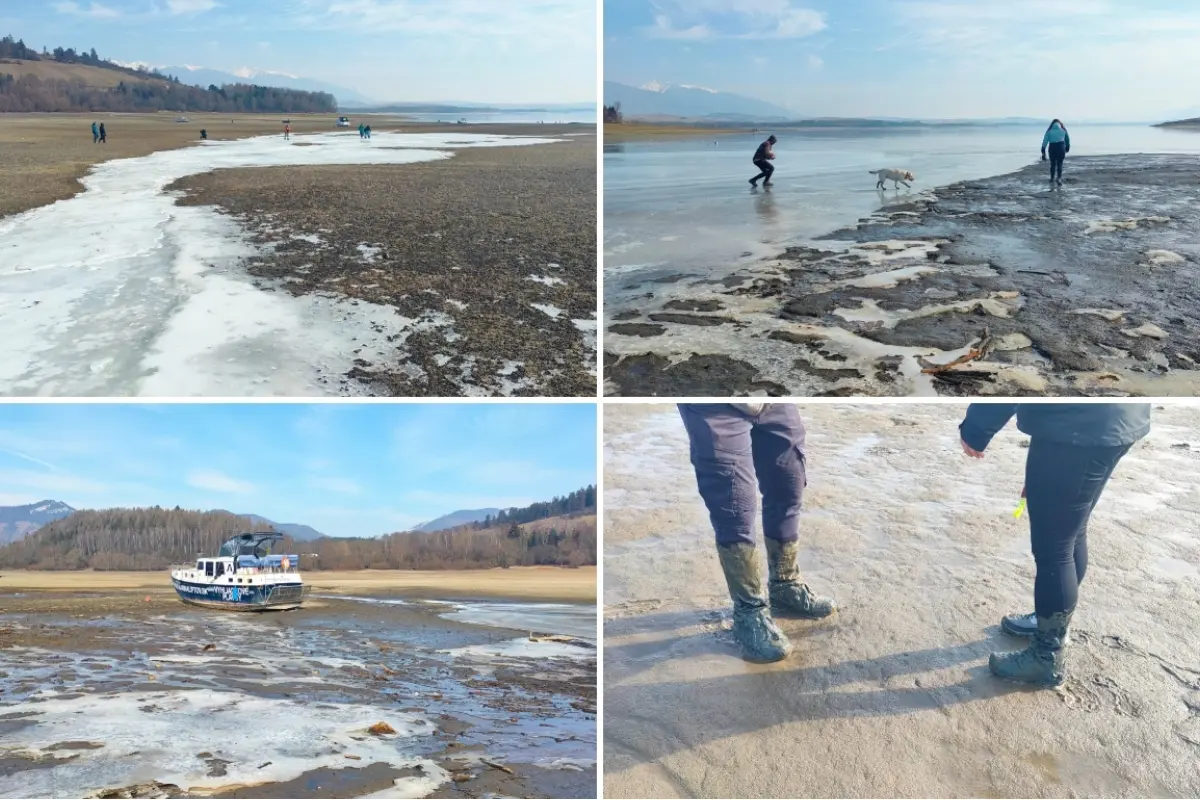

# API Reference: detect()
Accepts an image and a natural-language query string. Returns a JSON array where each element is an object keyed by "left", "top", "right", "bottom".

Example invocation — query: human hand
[
  {"left": 1041, "top": 152, "right": 1047, "bottom": 161},
  {"left": 960, "top": 438, "right": 985, "bottom": 458}
]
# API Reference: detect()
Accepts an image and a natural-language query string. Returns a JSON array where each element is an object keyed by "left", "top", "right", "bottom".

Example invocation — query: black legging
[
  {"left": 1048, "top": 141, "right": 1066, "bottom": 181},
  {"left": 1025, "top": 438, "right": 1131, "bottom": 615},
  {"left": 751, "top": 158, "right": 774, "bottom": 184}
]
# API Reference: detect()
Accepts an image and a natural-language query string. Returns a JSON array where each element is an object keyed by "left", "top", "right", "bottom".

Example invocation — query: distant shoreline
[{"left": 0, "top": 566, "right": 597, "bottom": 603}]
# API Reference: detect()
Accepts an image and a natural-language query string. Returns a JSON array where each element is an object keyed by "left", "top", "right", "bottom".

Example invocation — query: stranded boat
[{"left": 170, "top": 532, "right": 308, "bottom": 611}]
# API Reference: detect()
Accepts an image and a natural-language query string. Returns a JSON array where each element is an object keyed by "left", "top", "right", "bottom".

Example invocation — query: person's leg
[
  {"left": 761, "top": 161, "right": 775, "bottom": 185},
  {"left": 991, "top": 439, "right": 1131, "bottom": 685},
  {"left": 679, "top": 404, "right": 790, "bottom": 662},
  {"left": 750, "top": 159, "right": 769, "bottom": 185},
  {"left": 750, "top": 405, "right": 836, "bottom": 619}
]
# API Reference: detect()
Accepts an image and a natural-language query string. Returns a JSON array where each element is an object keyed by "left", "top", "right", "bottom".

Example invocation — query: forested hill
[
  {"left": 0, "top": 488, "right": 597, "bottom": 571},
  {"left": 0, "top": 508, "right": 274, "bottom": 570},
  {"left": 0, "top": 35, "right": 337, "bottom": 113}
]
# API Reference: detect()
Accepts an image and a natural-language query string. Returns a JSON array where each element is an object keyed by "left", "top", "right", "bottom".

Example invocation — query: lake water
[
  {"left": 604, "top": 124, "right": 1200, "bottom": 312},
  {"left": 400, "top": 109, "right": 596, "bottom": 125}
]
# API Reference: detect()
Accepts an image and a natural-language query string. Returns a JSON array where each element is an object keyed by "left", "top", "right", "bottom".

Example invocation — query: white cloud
[
  {"left": 187, "top": 469, "right": 255, "bottom": 494},
  {"left": 807, "top": 53, "right": 823, "bottom": 69},
  {"left": 53, "top": 1, "right": 120, "bottom": 18},
  {"left": 166, "top": 0, "right": 219, "bottom": 13},
  {"left": 645, "top": 0, "right": 826, "bottom": 41},
  {"left": 0, "top": 447, "right": 60, "bottom": 472}
]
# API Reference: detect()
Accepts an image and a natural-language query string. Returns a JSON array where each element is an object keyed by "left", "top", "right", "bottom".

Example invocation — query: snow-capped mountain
[
  {"left": 0, "top": 500, "right": 76, "bottom": 545},
  {"left": 605, "top": 80, "right": 795, "bottom": 120},
  {"left": 154, "top": 64, "right": 377, "bottom": 106}
]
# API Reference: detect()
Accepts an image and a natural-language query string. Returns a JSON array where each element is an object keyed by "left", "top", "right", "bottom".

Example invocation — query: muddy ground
[
  {"left": 167, "top": 128, "right": 596, "bottom": 397},
  {"left": 0, "top": 590, "right": 596, "bottom": 799},
  {"left": 603, "top": 403, "right": 1200, "bottom": 798},
  {"left": 604, "top": 154, "right": 1200, "bottom": 397}
]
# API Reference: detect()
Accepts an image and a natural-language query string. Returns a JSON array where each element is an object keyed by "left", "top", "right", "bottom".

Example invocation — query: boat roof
[{"left": 222, "top": 531, "right": 284, "bottom": 547}]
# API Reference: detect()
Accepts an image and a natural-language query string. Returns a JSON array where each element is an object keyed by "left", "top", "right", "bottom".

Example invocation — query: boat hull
[{"left": 171, "top": 577, "right": 307, "bottom": 611}]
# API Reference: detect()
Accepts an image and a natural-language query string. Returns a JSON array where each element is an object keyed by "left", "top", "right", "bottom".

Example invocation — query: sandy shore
[
  {"left": 0, "top": 566, "right": 596, "bottom": 603},
  {"left": 603, "top": 403, "right": 1200, "bottom": 798},
  {"left": 169, "top": 128, "right": 596, "bottom": 397},
  {"left": 604, "top": 154, "right": 1200, "bottom": 397}
]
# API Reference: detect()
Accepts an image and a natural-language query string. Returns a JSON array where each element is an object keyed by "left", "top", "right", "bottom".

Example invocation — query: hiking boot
[
  {"left": 1002, "top": 610, "right": 1072, "bottom": 643},
  {"left": 717, "top": 542, "right": 792, "bottom": 663},
  {"left": 765, "top": 538, "right": 836, "bottom": 619},
  {"left": 989, "top": 609, "right": 1073, "bottom": 687},
  {"left": 749, "top": 178, "right": 759, "bottom": 186}
]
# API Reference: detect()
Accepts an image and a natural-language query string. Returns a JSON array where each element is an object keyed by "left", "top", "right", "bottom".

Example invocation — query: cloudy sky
[
  {"left": 605, "top": 0, "right": 1200, "bottom": 120},
  {"left": 0, "top": 403, "right": 597, "bottom": 537},
  {"left": 3, "top": 0, "right": 596, "bottom": 104}
]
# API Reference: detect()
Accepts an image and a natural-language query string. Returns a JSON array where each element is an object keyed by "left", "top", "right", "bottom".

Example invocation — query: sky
[
  {"left": 0, "top": 0, "right": 596, "bottom": 104},
  {"left": 605, "top": 0, "right": 1200, "bottom": 121},
  {"left": 0, "top": 403, "right": 597, "bottom": 538}
]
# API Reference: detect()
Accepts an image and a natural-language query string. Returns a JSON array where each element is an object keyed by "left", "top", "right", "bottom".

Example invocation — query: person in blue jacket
[
  {"left": 678, "top": 403, "right": 835, "bottom": 662},
  {"left": 959, "top": 403, "right": 1150, "bottom": 687},
  {"left": 1041, "top": 119, "right": 1070, "bottom": 186}
]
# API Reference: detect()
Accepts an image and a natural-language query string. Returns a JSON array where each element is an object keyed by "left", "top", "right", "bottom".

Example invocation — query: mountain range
[
  {"left": 148, "top": 64, "right": 377, "bottom": 106},
  {"left": 414, "top": 508, "right": 502, "bottom": 533},
  {"left": 604, "top": 80, "right": 796, "bottom": 121},
  {"left": 0, "top": 500, "right": 75, "bottom": 545}
]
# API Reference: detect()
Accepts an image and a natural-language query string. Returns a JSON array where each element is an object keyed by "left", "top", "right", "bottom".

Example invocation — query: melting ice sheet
[
  {"left": 0, "top": 131, "right": 561, "bottom": 397},
  {"left": 437, "top": 601, "right": 597, "bottom": 641}
]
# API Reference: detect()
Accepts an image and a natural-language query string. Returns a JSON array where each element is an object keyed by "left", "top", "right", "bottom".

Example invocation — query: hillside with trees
[
  {"left": 0, "top": 34, "right": 336, "bottom": 113},
  {"left": 0, "top": 487, "right": 597, "bottom": 571}
]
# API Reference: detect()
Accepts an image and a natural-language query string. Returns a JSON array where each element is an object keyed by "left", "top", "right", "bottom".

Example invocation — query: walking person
[
  {"left": 98, "top": 122, "right": 107, "bottom": 144},
  {"left": 1041, "top": 119, "right": 1070, "bottom": 186},
  {"left": 364, "top": 125, "right": 371, "bottom": 139},
  {"left": 749, "top": 135, "right": 777, "bottom": 187},
  {"left": 958, "top": 403, "right": 1150, "bottom": 687},
  {"left": 91, "top": 121, "right": 99, "bottom": 144},
  {"left": 284, "top": 122, "right": 291, "bottom": 140},
  {"left": 358, "top": 122, "right": 365, "bottom": 139},
  {"left": 679, "top": 403, "right": 836, "bottom": 663}
]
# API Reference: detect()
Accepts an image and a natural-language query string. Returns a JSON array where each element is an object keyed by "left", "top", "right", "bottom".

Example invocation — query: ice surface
[{"left": 0, "top": 131, "right": 562, "bottom": 396}]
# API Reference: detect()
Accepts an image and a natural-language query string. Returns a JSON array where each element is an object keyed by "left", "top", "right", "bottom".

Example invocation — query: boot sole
[{"left": 772, "top": 606, "right": 836, "bottom": 620}]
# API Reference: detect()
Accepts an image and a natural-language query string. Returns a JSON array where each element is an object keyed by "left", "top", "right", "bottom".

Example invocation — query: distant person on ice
[
  {"left": 91, "top": 121, "right": 99, "bottom": 144},
  {"left": 1041, "top": 119, "right": 1070, "bottom": 186},
  {"left": 358, "top": 122, "right": 365, "bottom": 139},
  {"left": 679, "top": 403, "right": 836, "bottom": 663},
  {"left": 284, "top": 122, "right": 291, "bottom": 140},
  {"left": 99, "top": 122, "right": 107, "bottom": 144},
  {"left": 364, "top": 125, "right": 372, "bottom": 139},
  {"left": 959, "top": 403, "right": 1150, "bottom": 687},
  {"left": 749, "top": 134, "right": 776, "bottom": 187}
]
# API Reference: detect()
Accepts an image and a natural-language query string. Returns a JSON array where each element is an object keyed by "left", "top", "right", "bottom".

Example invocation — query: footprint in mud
[{"left": 607, "top": 599, "right": 665, "bottom": 618}]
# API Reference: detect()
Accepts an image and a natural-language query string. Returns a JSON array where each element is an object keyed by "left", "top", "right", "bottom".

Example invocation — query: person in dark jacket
[
  {"left": 679, "top": 403, "right": 835, "bottom": 662},
  {"left": 92, "top": 121, "right": 99, "bottom": 144},
  {"left": 1041, "top": 119, "right": 1070, "bottom": 186},
  {"left": 99, "top": 122, "right": 107, "bottom": 144},
  {"left": 749, "top": 135, "right": 777, "bottom": 187},
  {"left": 959, "top": 403, "right": 1150, "bottom": 687}
]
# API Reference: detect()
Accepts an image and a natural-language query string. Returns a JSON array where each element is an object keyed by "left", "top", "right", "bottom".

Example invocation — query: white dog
[{"left": 870, "top": 168, "right": 915, "bottom": 190}]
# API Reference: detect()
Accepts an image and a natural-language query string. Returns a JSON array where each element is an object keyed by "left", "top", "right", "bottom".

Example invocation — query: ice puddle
[{"left": 0, "top": 131, "right": 561, "bottom": 396}]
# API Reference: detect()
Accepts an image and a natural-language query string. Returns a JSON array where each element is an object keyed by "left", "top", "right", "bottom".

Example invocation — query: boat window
[
  {"left": 204, "top": 561, "right": 214, "bottom": 577},
  {"left": 215, "top": 562, "right": 225, "bottom": 578},
  {"left": 196, "top": 561, "right": 202, "bottom": 571}
]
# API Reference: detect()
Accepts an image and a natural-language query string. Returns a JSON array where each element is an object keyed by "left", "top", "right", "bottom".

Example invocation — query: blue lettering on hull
[{"left": 171, "top": 578, "right": 304, "bottom": 611}]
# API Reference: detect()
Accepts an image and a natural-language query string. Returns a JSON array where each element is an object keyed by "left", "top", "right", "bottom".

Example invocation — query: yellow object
[{"left": 1013, "top": 498, "right": 1027, "bottom": 519}]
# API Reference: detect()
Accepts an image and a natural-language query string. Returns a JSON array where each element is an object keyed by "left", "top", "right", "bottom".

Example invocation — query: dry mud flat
[
  {"left": 605, "top": 154, "right": 1200, "bottom": 397},
  {"left": 603, "top": 404, "right": 1200, "bottom": 798},
  {"left": 171, "top": 128, "right": 596, "bottom": 397},
  {"left": 0, "top": 591, "right": 596, "bottom": 799}
]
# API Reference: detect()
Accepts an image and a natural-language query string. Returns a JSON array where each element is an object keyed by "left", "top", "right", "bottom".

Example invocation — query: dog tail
[{"left": 868, "top": 170, "right": 880, "bottom": 174}]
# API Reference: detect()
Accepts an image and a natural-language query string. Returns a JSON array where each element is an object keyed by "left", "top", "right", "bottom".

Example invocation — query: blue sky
[
  {"left": 1, "top": 0, "right": 596, "bottom": 104},
  {"left": 0, "top": 403, "right": 596, "bottom": 538},
  {"left": 605, "top": 0, "right": 1200, "bottom": 120}
]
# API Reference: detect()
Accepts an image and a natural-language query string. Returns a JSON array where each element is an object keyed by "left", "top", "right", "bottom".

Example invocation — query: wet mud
[
  {"left": 605, "top": 155, "right": 1200, "bottom": 396},
  {"left": 603, "top": 403, "right": 1200, "bottom": 798},
  {"left": 0, "top": 591, "right": 596, "bottom": 799}
]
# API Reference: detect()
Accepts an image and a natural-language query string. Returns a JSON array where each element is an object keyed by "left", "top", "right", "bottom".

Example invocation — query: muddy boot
[
  {"left": 765, "top": 538, "right": 836, "bottom": 619},
  {"left": 989, "top": 609, "right": 1073, "bottom": 687},
  {"left": 716, "top": 543, "right": 792, "bottom": 663},
  {"left": 1001, "top": 611, "right": 1072, "bottom": 644}
]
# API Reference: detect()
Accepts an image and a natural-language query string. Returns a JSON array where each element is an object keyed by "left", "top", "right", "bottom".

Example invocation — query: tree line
[
  {"left": 0, "top": 488, "right": 597, "bottom": 571},
  {"left": 0, "top": 34, "right": 336, "bottom": 113}
]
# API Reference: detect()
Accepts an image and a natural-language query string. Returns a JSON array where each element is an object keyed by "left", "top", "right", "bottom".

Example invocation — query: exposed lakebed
[{"left": 0, "top": 591, "right": 596, "bottom": 798}]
